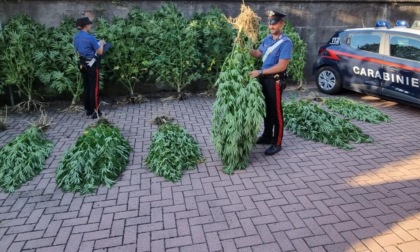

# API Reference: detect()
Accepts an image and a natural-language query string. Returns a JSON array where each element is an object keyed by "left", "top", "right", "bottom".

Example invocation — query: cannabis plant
[
  {"left": 145, "top": 122, "right": 202, "bottom": 182},
  {"left": 0, "top": 14, "right": 49, "bottom": 111},
  {"left": 147, "top": 3, "right": 201, "bottom": 95},
  {"left": 283, "top": 99, "right": 372, "bottom": 150},
  {"left": 35, "top": 18, "right": 84, "bottom": 109},
  {"left": 192, "top": 9, "right": 235, "bottom": 87},
  {"left": 56, "top": 119, "right": 132, "bottom": 194},
  {"left": 0, "top": 126, "right": 54, "bottom": 192},
  {"left": 95, "top": 9, "right": 151, "bottom": 97},
  {"left": 324, "top": 97, "right": 390, "bottom": 124},
  {"left": 212, "top": 40, "right": 265, "bottom": 174}
]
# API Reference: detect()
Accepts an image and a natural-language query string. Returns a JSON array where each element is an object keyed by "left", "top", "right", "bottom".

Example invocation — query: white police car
[{"left": 313, "top": 20, "right": 420, "bottom": 107}]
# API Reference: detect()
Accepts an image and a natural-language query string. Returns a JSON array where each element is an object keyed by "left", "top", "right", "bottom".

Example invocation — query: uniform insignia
[{"left": 266, "top": 10, "right": 275, "bottom": 17}]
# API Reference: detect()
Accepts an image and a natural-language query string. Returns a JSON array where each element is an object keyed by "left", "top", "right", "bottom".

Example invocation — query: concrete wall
[{"left": 1, "top": 0, "right": 420, "bottom": 82}]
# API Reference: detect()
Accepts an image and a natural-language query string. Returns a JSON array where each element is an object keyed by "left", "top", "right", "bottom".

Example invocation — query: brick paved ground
[{"left": 1, "top": 85, "right": 420, "bottom": 252}]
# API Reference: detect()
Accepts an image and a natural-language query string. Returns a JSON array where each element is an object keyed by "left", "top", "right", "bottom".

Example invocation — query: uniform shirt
[
  {"left": 73, "top": 30, "right": 100, "bottom": 58},
  {"left": 258, "top": 33, "right": 293, "bottom": 70}
]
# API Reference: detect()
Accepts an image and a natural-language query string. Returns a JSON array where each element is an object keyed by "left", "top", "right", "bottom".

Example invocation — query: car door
[
  {"left": 381, "top": 32, "right": 420, "bottom": 105},
  {"left": 339, "top": 31, "right": 385, "bottom": 94}
]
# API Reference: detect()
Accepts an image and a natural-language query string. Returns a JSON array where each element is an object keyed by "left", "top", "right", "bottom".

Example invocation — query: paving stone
[
  {"left": 177, "top": 219, "right": 191, "bottom": 236},
  {"left": 79, "top": 241, "right": 95, "bottom": 252},
  {"left": 15, "top": 230, "right": 44, "bottom": 241},
  {"left": 111, "top": 219, "right": 125, "bottom": 237},
  {"left": 108, "top": 244, "right": 136, "bottom": 252},
  {"left": 137, "top": 232, "right": 151, "bottom": 252},
  {"left": 94, "top": 236, "right": 123, "bottom": 249},
  {"left": 123, "top": 225, "right": 137, "bottom": 245},
  {"left": 252, "top": 242, "right": 281, "bottom": 252},
  {"left": 150, "top": 239, "right": 165, "bottom": 252},
  {"left": 7, "top": 241, "right": 25, "bottom": 252},
  {"left": 206, "top": 232, "right": 222, "bottom": 252},
  {"left": 23, "top": 237, "right": 54, "bottom": 249},
  {"left": 0, "top": 234, "right": 16, "bottom": 251},
  {"left": 234, "top": 235, "right": 262, "bottom": 248},
  {"left": 53, "top": 226, "right": 72, "bottom": 245},
  {"left": 6, "top": 224, "right": 35, "bottom": 234},
  {"left": 83, "top": 230, "right": 110, "bottom": 241}
]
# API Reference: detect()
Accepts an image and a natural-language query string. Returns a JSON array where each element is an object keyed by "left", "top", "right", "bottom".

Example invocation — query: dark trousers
[
  {"left": 80, "top": 63, "right": 99, "bottom": 114},
  {"left": 260, "top": 75, "right": 285, "bottom": 146}
]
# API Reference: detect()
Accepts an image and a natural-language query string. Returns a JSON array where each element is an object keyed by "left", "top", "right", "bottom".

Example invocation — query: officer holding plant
[
  {"left": 250, "top": 10, "right": 293, "bottom": 156},
  {"left": 73, "top": 17, "right": 105, "bottom": 119}
]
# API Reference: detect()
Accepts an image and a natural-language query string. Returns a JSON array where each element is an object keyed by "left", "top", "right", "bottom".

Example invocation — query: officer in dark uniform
[
  {"left": 73, "top": 17, "right": 105, "bottom": 119},
  {"left": 250, "top": 10, "right": 293, "bottom": 156}
]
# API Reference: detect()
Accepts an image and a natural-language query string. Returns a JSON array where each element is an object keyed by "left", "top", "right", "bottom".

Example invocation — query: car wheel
[{"left": 316, "top": 66, "right": 342, "bottom": 95}]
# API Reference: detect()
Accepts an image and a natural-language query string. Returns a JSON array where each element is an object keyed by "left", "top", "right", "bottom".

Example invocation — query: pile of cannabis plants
[
  {"left": 211, "top": 4, "right": 265, "bottom": 174},
  {"left": 145, "top": 122, "right": 202, "bottom": 182},
  {"left": 0, "top": 126, "right": 54, "bottom": 192},
  {"left": 283, "top": 99, "right": 372, "bottom": 150},
  {"left": 324, "top": 97, "right": 390, "bottom": 123},
  {"left": 56, "top": 119, "right": 131, "bottom": 194}
]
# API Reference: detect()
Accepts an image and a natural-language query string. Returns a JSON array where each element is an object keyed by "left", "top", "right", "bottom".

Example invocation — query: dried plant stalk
[
  {"left": 29, "top": 110, "right": 53, "bottom": 132},
  {"left": 0, "top": 106, "right": 7, "bottom": 131},
  {"left": 227, "top": 0, "right": 261, "bottom": 42},
  {"left": 150, "top": 103, "right": 174, "bottom": 125}
]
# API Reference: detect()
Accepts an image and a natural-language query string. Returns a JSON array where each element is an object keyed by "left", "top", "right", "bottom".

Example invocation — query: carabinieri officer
[
  {"left": 250, "top": 10, "right": 293, "bottom": 156},
  {"left": 74, "top": 17, "right": 105, "bottom": 119}
]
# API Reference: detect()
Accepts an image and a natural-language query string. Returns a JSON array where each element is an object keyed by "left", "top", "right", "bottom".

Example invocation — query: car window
[
  {"left": 346, "top": 34, "right": 381, "bottom": 53},
  {"left": 390, "top": 35, "right": 420, "bottom": 61}
]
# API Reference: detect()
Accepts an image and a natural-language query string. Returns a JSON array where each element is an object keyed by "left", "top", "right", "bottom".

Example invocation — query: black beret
[
  {"left": 266, "top": 10, "right": 286, "bottom": 24},
  {"left": 76, "top": 17, "right": 92, "bottom": 29}
]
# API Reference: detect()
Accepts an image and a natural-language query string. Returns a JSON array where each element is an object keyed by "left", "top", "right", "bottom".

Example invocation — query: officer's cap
[
  {"left": 76, "top": 17, "right": 93, "bottom": 29},
  {"left": 266, "top": 10, "right": 286, "bottom": 25}
]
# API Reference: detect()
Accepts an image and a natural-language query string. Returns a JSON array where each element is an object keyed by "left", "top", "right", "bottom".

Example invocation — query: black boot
[
  {"left": 264, "top": 145, "right": 282, "bottom": 155},
  {"left": 256, "top": 136, "right": 273, "bottom": 145}
]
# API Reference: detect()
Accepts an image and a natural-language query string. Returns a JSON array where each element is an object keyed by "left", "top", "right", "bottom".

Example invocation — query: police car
[{"left": 313, "top": 20, "right": 420, "bottom": 107}]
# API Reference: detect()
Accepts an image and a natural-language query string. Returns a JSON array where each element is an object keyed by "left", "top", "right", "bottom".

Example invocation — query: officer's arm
[
  {"left": 96, "top": 40, "right": 106, "bottom": 55},
  {"left": 250, "top": 49, "right": 262, "bottom": 58},
  {"left": 261, "top": 59, "right": 290, "bottom": 75}
]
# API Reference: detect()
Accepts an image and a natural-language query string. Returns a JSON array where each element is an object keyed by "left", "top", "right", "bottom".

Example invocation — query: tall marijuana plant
[
  {"left": 211, "top": 4, "right": 265, "bottom": 174},
  {"left": 192, "top": 9, "right": 235, "bottom": 87},
  {"left": 0, "top": 15, "right": 49, "bottom": 111},
  {"left": 212, "top": 40, "right": 265, "bottom": 174},
  {"left": 147, "top": 3, "right": 201, "bottom": 95},
  {"left": 95, "top": 9, "right": 151, "bottom": 97},
  {"left": 56, "top": 119, "right": 132, "bottom": 194},
  {"left": 283, "top": 99, "right": 372, "bottom": 150},
  {"left": 35, "top": 18, "right": 84, "bottom": 109},
  {"left": 0, "top": 126, "right": 54, "bottom": 192},
  {"left": 145, "top": 122, "right": 202, "bottom": 182}
]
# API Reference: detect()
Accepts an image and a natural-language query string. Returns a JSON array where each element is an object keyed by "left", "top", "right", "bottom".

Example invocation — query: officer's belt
[
  {"left": 79, "top": 56, "right": 94, "bottom": 61},
  {"left": 261, "top": 73, "right": 283, "bottom": 80}
]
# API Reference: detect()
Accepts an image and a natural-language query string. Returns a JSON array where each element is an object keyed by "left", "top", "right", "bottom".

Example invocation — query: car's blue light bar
[
  {"left": 395, "top": 20, "right": 410, "bottom": 28},
  {"left": 375, "top": 20, "right": 390, "bottom": 29}
]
